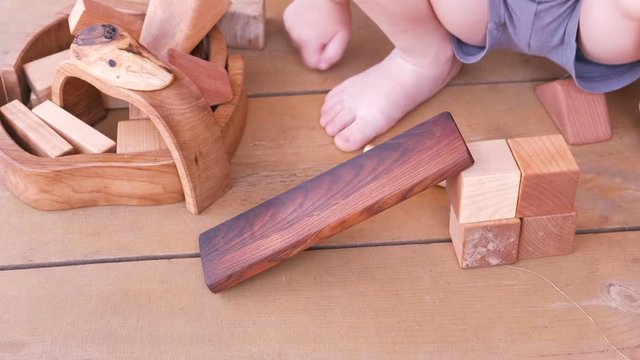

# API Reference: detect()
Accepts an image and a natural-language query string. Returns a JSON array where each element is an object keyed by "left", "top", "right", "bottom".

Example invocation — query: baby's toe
[{"left": 325, "top": 108, "right": 355, "bottom": 136}]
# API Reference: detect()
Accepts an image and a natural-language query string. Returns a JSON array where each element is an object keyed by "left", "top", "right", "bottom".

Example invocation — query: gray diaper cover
[{"left": 451, "top": 0, "right": 640, "bottom": 93}]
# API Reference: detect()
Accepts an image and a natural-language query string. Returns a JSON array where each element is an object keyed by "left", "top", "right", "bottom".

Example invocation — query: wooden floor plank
[
  {"left": 2, "top": 81, "right": 639, "bottom": 266},
  {"left": 234, "top": 0, "right": 566, "bottom": 95},
  {"left": 0, "top": 232, "right": 638, "bottom": 359}
]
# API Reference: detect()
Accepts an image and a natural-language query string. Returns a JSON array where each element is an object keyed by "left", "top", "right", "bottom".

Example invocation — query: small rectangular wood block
[
  {"left": 518, "top": 211, "right": 577, "bottom": 260},
  {"left": 535, "top": 78, "right": 612, "bottom": 145},
  {"left": 32, "top": 100, "right": 115, "bottom": 154},
  {"left": 68, "top": 0, "right": 144, "bottom": 39},
  {"left": 0, "top": 100, "right": 75, "bottom": 157},
  {"left": 449, "top": 208, "right": 520, "bottom": 269},
  {"left": 199, "top": 112, "right": 474, "bottom": 293},
  {"left": 116, "top": 119, "right": 167, "bottom": 154},
  {"left": 218, "top": 0, "right": 266, "bottom": 50},
  {"left": 507, "top": 135, "right": 579, "bottom": 217},
  {"left": 23, "top": 50, "right": 70, "bottom": 102},
  {"left": 447, "top": 139, "right": 521, "bottom": 223}
]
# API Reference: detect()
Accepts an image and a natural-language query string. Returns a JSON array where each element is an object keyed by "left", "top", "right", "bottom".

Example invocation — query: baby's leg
[
  {"left": 320, "top": 0, "right": 487, "bottom": 151},
  {"left": 283, "top": 0, "right": 352, "bottom": 70},
  {"left": 579, "top": 0, "right": 640, "bottom": 65}
]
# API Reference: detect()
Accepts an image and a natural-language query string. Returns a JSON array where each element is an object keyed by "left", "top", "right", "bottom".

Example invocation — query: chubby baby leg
[
  {"left": 579, "top": 0, "right": 640, "bottom": 65},
  {"left": 283, "top": 0, "right": 352, "bottom": 70},
  {"left": 320, "top": 0, "right": 487, "bottom": 151}
]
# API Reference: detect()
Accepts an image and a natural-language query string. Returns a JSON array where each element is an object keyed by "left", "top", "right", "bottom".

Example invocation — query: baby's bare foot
[
  {"left": 283, "top": 0, "right": 351, "bottom": 70},
  {"left": 320, "top": 49, "right": 461, "bottom": 152}
]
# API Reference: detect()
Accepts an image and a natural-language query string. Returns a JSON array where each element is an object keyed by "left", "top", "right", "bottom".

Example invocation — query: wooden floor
[{"left": 2, "top": 1, "right": 640, "bottom": 358}]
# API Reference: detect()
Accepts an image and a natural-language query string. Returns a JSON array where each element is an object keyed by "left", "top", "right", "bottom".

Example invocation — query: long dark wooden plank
[{"left": 199, "top": 112, "right": 475, "bottom": 292}]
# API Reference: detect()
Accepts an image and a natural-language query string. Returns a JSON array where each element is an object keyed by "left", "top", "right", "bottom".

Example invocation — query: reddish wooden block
[
  {"left": 507, "top": 135, "right": 579, "bottom": 217},
  {"left": 449, "top": 208, "right": 520, "bottom": 269},
  {"left": 164, "top": 49, "right": 232, "bottom": 106},
  {"left": 535, "top": 78, "right": 612, "bottom": 145},
  {"left": 518, "top": 211, "right": 577, "bottom": 260}
]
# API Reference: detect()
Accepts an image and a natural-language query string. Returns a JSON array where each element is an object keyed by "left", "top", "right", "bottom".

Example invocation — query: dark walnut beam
[{"left": 199, "top": 112, "right": 475, "bottom": 293}]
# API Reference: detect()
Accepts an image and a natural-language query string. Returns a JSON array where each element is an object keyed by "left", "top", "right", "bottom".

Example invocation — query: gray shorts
[{"left": 451, "top": 0, "right": 640, "bottom": 93}]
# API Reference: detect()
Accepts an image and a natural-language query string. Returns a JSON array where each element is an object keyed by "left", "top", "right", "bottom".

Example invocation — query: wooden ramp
[{"left": 1, "top": 0, "right": 639, "bottom": 359}]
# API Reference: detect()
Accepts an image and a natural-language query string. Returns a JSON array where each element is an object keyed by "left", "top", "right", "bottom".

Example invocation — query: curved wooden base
[{"left": 0, "top": 54, "right": 247, "bottom": 212}]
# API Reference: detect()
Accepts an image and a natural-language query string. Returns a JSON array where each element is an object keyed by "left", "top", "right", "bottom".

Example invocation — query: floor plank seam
[
  {"left": 246, "top": 77, "right": 562, "bottom": 99},
  {"left": 2, "top": 225, "right": 639, "bottom": 272}
]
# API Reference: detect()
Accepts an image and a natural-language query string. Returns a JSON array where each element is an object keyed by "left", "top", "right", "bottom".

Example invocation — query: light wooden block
[
  {"left": 32, "top": 100, "right": 115, "bottom": 154},
  {"left": 518, "top": 211, "right": 577, "bottom": 260},
  {"left": 140, "top": 0, "right": 230, "bottom": 56},
  {"left": 69, "top": 0, "right": 144, "bottom": 39},
  {"left": 116, "top": 119, "right": 168, "bottom": 154},
  {"left": 535, "top": 78, "right": 612, "bottom": 145},
  {"left": 507, "top": 135, "right": 580, "bottom": 217},
  {"left": 446, "top": 139, "right": 521, "bottom": 224},
  {"left": 164, "top": 49, "right": 233, "bottom": 106},
  {"left": 128, "top": 105, "right": 147, "bottom": 119},
  {"left": 218, "top": 0, "right": 266, "bottom": 50},
  {"left": 0, "top": 100, "right": 75, "bottom": 157},
  {"left": 449, "top": 208, "right": 520, "bottom": 269},
  {"left": 101, "top": 93, "right": 129, "bottom": 109},
  {"left": 23, "top": 49, "right": 70, "bottom": 102}
]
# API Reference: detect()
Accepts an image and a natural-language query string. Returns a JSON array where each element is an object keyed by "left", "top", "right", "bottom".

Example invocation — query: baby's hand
[{"left": 283, "top": 0, "right": 352, "bottom": 70}]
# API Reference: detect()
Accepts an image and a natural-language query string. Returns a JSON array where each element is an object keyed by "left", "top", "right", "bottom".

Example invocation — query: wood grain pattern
[
  {"left": 507, "top": 135, "right": 580, "bottom": 217},
  {"left": 518, "top": 211, "right": 577, "bottom": 260},
  {"left": 199, "top": 112, "right": 474, "bottom": 293},
  {"left": 218, "top": 0, "right": 265, "bottom": 50},
  {"left": 139, "top": 0, "right": 230, "bottom": 55},
  {"left": 71, "top": 25, "right": 174, "bottom": 91},
  {"left": 164, "top": 48, "right": 232, "bottom": 106},
  {"left": 53, "top": 59, "right": 231, "bottom": 214},
  {"left": 208, "top": 26, "right": 227, "bottom": 68},
  {"left": 3, "top": 233, "right": 639, "bottom": 359},
  {"left": 32, "top": 100, "right": 116, "bottom": 153},
  {"left": 68, "top": 0, "right": 144, "bottom": 39},
  {"left": 535, "top": 78, "right": 612, "bottom": 145},
  {"left": 56, "top": 76, "right": 107, "bottom": 126},
  {"left": 0, "top": 100, "right": 75, "bottom": 157},
  {"left": 22, "top": 49, "right": 70, "bottom": 103},
  {"left": 447, "top": 139, "right": 521, "bottom": 224},
  {"left": 116, "top": 119, "right": 167, "bottom": 153},
  {"left": 448, "top": 207, "right": 520, "bottom": 268}
]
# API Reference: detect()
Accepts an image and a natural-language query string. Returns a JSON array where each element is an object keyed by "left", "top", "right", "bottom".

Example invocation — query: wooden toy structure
[
  {"left": 447, "top": 134, "right": 580, "bottom": 267},
  {"left": 0, "top": 0, "right": 255, "bottom": 214}
]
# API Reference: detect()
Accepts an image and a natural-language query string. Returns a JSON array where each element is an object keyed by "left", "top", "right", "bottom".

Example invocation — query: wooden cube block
[
  {"left": 32, "top": 100, "right": 116, "bottom": 154},
  {"left": 0, "top": 100, "right": 75, "bottom": 157},
  {"left": 507, "top": 135, "right": 579, "bottom": 217},
  {"left": 101, "top": 94, "right": 129, "bottom": 110},
  {"left": 535, "top": 78, "right": 612, "bottom": 145},
  {"left": 218, "top": 0, "right": 266, "bottom": 50},
  {"left": 449, "top": 208, "right": 520, "bottom": 269},
  {"left": 23, "top": 50, "right": 70, "bottom": 103},
  {"left": 518, "top": 211, "right": 577, "bottom": 260},
  {"left": 447, "top": 139, "right": 521, "bottom": 224},
  {"left": 116, "top": 119, "right": 167, "bottom": 154}
]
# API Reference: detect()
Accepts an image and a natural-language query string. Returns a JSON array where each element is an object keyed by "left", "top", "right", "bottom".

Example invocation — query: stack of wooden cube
[{"left": 447, "top": 135, "right": 580, "bottom": 268}]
